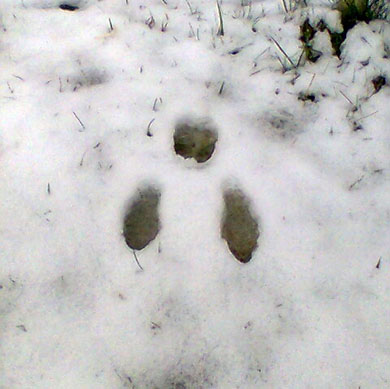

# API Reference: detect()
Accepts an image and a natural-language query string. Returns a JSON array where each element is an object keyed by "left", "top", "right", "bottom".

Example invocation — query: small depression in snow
[
  {"left": 123, "top": 185, "right": 161, "bottom": 252},
  {"left": 262, "top": 109, "right": 302, "bottom": 140},
  {"left": 173, "top": 119, "right": 218, "bottom": 163},
  {"left": 69, "top": 67, "right": 108, "bottom": 91},
  {"left": 221, "top": 186, "right": 260, "bottom": 263}
]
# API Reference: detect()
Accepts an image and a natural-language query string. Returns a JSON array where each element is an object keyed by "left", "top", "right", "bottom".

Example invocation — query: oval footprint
[
  {"left": 173, "top": 120, "right": 218, "bottom": 163},
  {"left": 123, "top": 185, "right": 161, "bottom": 251},
  {"left": 221, "top": 187, "right": 260, "bottom": 263}
]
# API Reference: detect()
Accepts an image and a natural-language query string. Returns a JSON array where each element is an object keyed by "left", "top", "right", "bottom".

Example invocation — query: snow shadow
[
  {"left": 68, "top": 67, "right": 108, "bottom": 91},
  {"left": 262, "top": 109, "right": 302, "bottom": 140}
]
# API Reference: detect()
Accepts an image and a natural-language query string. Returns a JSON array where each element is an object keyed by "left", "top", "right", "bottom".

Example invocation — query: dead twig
[{"left": 73, "top": 111, "right": 85, "bottom": 130}]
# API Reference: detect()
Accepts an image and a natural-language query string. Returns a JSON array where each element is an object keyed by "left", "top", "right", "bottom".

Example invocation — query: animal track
[
  {"left": 262, "top": 109, "right": 301, "bottom": 140},
  {"left": 71, "top": 68, "right": 107, "bottom": 91},
  {"left": 221, "top": 187, "right": 260, "bottom": 263},
  {"left": 123, "top": 119, "right": 260, "bottom": 264},
  {"left": 123, "top": 185, "right": 161, "bottom": 252},
  {"left": 173, "top": 120, "right": 218, "bottom": 163}
]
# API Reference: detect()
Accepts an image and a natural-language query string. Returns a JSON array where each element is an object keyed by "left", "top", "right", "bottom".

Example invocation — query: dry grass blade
[
  {"left": 216, "top": 0, "right": 224, "bottom": 36},
  {"left": 271, "top": 37, "right": 296, "bottom": 68}
]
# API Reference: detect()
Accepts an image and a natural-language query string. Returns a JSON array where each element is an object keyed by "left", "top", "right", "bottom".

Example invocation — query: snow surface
[{"left": 1, "top": 0, "right": 390, "bottom": 387}]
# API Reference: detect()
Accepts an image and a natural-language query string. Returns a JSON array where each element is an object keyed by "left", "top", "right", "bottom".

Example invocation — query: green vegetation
[
  {"left": 372, "top": 75, "right": 387, "bottom": 94},
  {"left": 296, "top": 1, "right": 389, "bottom": 60},
  {"left": 299, "top": 19, "right": 322, "bottom": 63},
  {"left": 331, "top": 0, "right": 389, "bottom": 56},
  {"left": 336, "top": 0, "right": 389, "bottom": 32}
]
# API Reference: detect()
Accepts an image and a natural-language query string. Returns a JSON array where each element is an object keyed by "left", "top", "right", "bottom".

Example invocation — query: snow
[{"left": 1, "top": 0, "right": 390, "bottom": 387}]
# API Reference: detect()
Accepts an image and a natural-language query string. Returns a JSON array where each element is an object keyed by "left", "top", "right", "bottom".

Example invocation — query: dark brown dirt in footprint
[
  {"left": 221, "top": 188, "right": 259, "bottom": 263},
  {"left": 123, "top": 186, "right": 161, "bottom": 251},
  {"left": 173, "top": 121, "right": 218, "bottom": 163}
]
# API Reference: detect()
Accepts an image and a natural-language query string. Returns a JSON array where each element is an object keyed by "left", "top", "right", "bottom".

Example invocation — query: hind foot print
[
  {"left": 221, "top": 187, "right": 260, "bottom": 263},
  {"left": 123, "top": 185, "right": 161, "bottom": 252}
]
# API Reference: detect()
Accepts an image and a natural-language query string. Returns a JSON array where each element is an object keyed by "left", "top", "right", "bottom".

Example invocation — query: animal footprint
[
  {"left": 123, "top": 185, "right": 161, "bottom": 252},
  {"left": 173, "top": 120, "right": 218, "bottom": 163},
  {"left": 123, "top": 119, "right": 261, "bottom": 267},
  {"left": 221, "top": 187, "right": 260, "bottom": 263}
]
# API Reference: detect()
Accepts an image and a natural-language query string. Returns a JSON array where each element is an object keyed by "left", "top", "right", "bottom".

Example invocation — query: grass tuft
[
  {"left": 336, "top": 0, "right": 389, "bottom": 32},
  {"left": 372, "top": 75, "right": 387, "bottom": 94},
  {"left": 216, "top": 0, "right": 224, "bottom": 36},
  {"left": 299, "top": 19, "right": 323, "bottom": 63}
]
